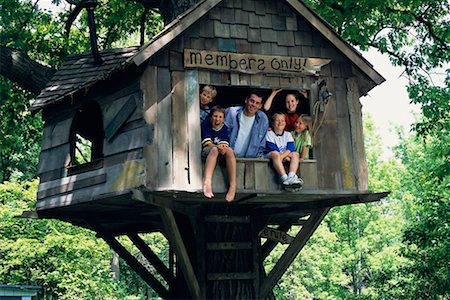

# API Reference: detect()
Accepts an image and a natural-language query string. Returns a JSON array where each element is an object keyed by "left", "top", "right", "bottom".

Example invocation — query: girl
[
  {"left": 263, "top": 88, "right": 308, "bottom": 131},
  {"left": 291, "top": 114, "right": 312, "bottom": 161}
]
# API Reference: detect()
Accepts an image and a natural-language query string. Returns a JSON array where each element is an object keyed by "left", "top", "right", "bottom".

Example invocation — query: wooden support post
[
  {"left": 90, "top": 223, "right": 169, "bottom": 299},
  {"left": 127, "top": 233, "right": 174, "bottom": 284},
  {"left": 251, "top": 217, "right": 262, "bottom": 298},
  {"left": 259, "top": 208, "right": 330, "bottom": 299},
  {"left": 158, "top": 207, "right": 201, "bottom": 299}
]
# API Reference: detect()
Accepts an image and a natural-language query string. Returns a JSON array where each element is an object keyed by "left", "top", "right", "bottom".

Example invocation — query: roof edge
[
  {"left": 133, "top": 0, "right": 222, "bottom": 66},
  {"left": 286, "top": 0, "right": 385, "bottom": 87}
]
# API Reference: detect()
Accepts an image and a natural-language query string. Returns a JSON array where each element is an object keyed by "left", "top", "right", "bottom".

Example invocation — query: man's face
[{"left": 244, "top": 94, "right": 263, "bottom": 116}]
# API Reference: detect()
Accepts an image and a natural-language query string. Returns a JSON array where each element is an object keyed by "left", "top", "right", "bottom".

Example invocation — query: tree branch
[{"left": 0, "top": 46, "right": 55, "bottom": 94}]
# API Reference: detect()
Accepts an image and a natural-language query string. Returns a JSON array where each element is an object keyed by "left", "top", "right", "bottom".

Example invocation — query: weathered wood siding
[
  {"left": 142, "top": 0, "right": 367, "bottom": 192},
  {"left": 36, "top": 79, "right": 150, "bottom": 208}
]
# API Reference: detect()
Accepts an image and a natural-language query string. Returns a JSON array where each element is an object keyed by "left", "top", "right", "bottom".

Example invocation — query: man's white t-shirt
[{"left": 233, "top": 113, "right": 255, "bottom": 157}]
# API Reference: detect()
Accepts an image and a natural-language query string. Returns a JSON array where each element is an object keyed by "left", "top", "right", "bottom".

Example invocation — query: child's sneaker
[{"left": 282, "top": 174, "right": 303, "bottom": 191}]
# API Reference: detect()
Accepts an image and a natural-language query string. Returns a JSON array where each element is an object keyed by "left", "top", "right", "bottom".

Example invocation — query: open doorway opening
[{"left": 199, "top": 84, "right": 314, "bottom": 158}]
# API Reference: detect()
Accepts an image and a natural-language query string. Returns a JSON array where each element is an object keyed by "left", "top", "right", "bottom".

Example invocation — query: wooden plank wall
[
  {"left": 37, "top": 80, "right": 149, "bottom": 207},
  {"left": 210, "top": 159, "right": 318, "bottom": 193},
  {"left": 141, "top": 0, "right": 367, "bottom": 193}
]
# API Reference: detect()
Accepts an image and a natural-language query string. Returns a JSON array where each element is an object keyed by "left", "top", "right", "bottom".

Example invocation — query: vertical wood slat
[
  {"left": 172, "top": 71, "right": 190, "bottom": 189},
  {"left": 245, "top": 162, "right": 255, "bottom": 190},
  {"left": 157, "top": 68, "right": 173, "bottom": 188},
  {"left": 347, "top": 77, "right": 368, "bottom": 191},
  {"left": 236, "top": 161, "right": 246, "bottom": 189},
  {"left": 259, "top": 208, "right": 330, "bottom": 299},
  {"left": 298, "top": 161, "right": 318, "bottom": 189},
  {"left": 142, "top": 65, "right": 159, "bottom": 188},
  {"left": 254, "top": 161, "right": 268, "bottom": 190},
  {"left": 314, "top": 77, "right": 342, "bottom": 189},
  {"left": 335, "top": 77, "right": 355, "bottom": 190},
  {"left": 186, "top": 70, "right": 203, "bottom": 189},
  {"left": 159, "top": 207, "right": 201, "bottom": 299}
]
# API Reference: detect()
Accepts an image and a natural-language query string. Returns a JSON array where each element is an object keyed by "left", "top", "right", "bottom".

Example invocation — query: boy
[
  {"left": 201, "top": 105, "right": 237, "bottom": 202},
  {"left": 200, "top": 85, "right": 217, "bottom": 123},
  {"left": 265, "top": 113, "right": 303, "bottom": 190}
]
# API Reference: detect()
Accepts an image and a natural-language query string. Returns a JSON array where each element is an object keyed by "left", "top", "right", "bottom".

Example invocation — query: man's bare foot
[
  {"left": 203, "top": 181, "right": 214, "bottom": 198},
  {"left": 225, "top": 185, "right": 236, "bottom": 202}
]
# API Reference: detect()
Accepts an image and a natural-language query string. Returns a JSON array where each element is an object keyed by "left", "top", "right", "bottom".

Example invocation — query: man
[{"left": 225, "top": 90, "right": 269, "bottom": 158}]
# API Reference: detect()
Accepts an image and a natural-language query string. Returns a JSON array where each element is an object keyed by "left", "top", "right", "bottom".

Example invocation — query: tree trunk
[{"left": 0, "top": 45, "right": 55, "bottom": 95}]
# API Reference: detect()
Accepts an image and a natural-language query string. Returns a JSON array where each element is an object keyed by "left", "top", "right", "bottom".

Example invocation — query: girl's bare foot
[
  {"left": 203, "top": 180, "right": 214, "bottom": 198},
  {"left": 225, "top": 185, "right": 236, "bottom": 202}
]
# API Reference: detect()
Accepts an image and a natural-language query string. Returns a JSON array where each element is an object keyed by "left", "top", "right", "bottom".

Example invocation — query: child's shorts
[{"left": 201, "top": 145, "right": 215, "bottom": 158}]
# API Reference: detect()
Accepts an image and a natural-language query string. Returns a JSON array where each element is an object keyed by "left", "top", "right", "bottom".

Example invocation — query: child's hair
[
  {"left": 209, "top": 105, "right": 226, "bottom": 118},
  {"left": 202, "top": 85, "right": 217, "bottom": 98},
  {"left": 293, "top": 114, "right": 313, "bottom": 144},
  {"left": 271, "top": 112, "right": 286, "bottom": 124}
]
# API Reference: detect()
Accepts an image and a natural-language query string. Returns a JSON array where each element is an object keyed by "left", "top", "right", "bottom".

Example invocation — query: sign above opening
[{"left": 184, "top": 48, "right": 331, "bottom": 76}]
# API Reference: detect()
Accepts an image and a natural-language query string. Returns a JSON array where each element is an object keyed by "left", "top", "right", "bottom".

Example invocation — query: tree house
[{"left": 27, "top": 0, "right": 388, "bottom": 298}]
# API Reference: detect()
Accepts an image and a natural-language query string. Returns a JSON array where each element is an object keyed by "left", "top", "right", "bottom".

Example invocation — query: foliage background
[{"left": 0, "top": 0, "right": 449, "bottom": 299}]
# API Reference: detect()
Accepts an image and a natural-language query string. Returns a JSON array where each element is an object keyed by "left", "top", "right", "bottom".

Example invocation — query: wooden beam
[
  {"left": 90, "top": 223, "right": 169, "bottom": 299},
  {"left": 206, "top": 242, "right": 252, "bottom": 250},
  {"left": 207, "top": 272, "right": 255, "bottom": 281},
  {"left": 105, "top": 95, "right": 137, "bottom": 142},
  {"left": 128, "top": 233, "right": 174, "bottom": 284},
  {"left": 131, "top": 189, "right": 198, "bottom": 217},
  {"left": 259, "top": 208, "right": 330, "bottom": 299},
  {"left": 158, "top": 207, "right": 201, "bottom": 299}
]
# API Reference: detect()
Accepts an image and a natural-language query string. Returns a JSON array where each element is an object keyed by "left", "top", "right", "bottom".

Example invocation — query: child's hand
[
  {"left": 272, "top": 88, "right": 282, "bottom": 95},
  {"left": 283, "top": 156, "right": 291, "bottom": 162},
  {"left": 299, "top": 89, "right": 308, "bottom": 99},
  {"left": 218, "top": 144, "right": 228, "bottom": 155}
]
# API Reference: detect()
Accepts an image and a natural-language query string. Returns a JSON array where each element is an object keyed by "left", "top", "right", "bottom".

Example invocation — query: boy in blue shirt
[
  {"left": 201, "top": 105, "right": 236, "bottom": 202},
  {"left": 265, "top": 113, "right": 303, "bottom": 190}
]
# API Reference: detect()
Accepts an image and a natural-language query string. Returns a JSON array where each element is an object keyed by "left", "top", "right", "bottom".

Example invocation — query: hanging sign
[
  {"left": 184, "top": 48, "right": 331, "bottom": 76},
  {"left": 259, "top": 227, "right": 294, "bottom": 244}
]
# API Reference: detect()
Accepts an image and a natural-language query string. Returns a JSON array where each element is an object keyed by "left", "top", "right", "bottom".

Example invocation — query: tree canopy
[{"left": 0, "top": 0, "right": 449, "bottom": 298}]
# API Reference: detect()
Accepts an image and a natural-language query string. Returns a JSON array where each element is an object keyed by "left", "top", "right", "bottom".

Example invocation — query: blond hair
[
  {"left": 202, "top": 85, "right": 217, "bottom": 98},
  {"left": 293, "top": 114, "right": 313, "bottom": 146}
]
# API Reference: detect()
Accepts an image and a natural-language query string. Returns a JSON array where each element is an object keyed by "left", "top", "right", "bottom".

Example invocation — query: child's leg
[
  {"left": 223, "top": 148, "right": 236, "bottom": 202},
  {"left": 268, "top": 151, "right": 287, "bottom": 177},
  {"left": 288, "top": 151, "right": 300, "bottom": 174},
  {"left": 204, "top": 147, "right": 219, "bottom": 198}
]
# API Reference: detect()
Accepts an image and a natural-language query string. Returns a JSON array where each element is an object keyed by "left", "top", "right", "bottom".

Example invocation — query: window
[
  {"left": 200, "top": 85, "right": 314, "bottom": 158},
  {"left": 68, "top": 101, "right": 104, "bottom": 174}
]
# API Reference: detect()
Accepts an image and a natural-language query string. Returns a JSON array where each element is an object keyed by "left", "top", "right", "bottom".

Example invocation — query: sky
[{"left": 360, "top": 48, "right": 421, "bottom": 158}]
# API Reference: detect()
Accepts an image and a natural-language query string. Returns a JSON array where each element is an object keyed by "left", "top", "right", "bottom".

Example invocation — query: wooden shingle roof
[
  {"left": 30, "top": 47, "right": 139, "bottom": 112},
  {"left": 31, "top": 0, "right": 385, "bottom": 112}
]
